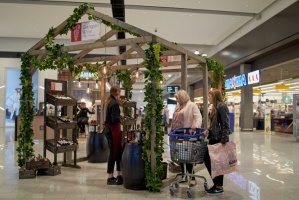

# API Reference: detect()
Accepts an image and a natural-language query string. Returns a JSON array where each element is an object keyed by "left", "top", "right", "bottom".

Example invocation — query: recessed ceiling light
[
  {"left": 232, "top": 17, "right": 235, "bottom": 20},
  {"left": 168, "top": 74, "right": 172, "bottom": 77},
  {"left": 245, "top": 5, "right": 249, "bottom": 7}
]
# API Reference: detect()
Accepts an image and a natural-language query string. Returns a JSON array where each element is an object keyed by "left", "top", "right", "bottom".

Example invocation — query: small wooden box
[
  {"left": 169, "top": 163, "right": 181, "bottom": 173},
  {"left": 19, "top": 169, "right": 36, "bottom": 179},
  {"left": 26, "top": 160, "right": 50, "bottom": 170},
  {"left": 37, "top": 166, "right": 61, "bottom": 176}
]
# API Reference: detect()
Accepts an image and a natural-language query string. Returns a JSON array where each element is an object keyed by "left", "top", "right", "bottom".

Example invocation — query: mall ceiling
[{"left": 0, "top": 0, "right": 299, "bottom": 91}]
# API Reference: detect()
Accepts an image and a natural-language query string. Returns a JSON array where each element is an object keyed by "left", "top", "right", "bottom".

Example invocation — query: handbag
[{"left": 208, "top": 141, "right": 237, "bottom": 179}]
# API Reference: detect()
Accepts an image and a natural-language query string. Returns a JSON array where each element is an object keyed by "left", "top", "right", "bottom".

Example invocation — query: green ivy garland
[
  {"left": 200, "top": 57, "right": 226, "bottom": 98},
  {"left": 142, "top": 43, "right": 164, "bottom": 192},
  {"left": 115, "top": 69, "right": 132, "bottom": 100},
  {"left": 17, "top": 3, "right": 97, "bottom": 168},
  {"left": 17, "top": 52, "right": 35, "bottom": 168}
]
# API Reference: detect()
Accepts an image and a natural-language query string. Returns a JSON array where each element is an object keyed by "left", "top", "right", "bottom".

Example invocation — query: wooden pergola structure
[{"left": 27, "top": 8, "right": 210, "bottom": 129}]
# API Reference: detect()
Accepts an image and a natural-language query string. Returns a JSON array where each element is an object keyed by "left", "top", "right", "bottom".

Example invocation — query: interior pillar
[{"left": 240, "top": 64, "right": 253, "bottom": 131}]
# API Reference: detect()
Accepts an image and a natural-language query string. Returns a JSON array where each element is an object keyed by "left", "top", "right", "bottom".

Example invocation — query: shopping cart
[{"left": 168, "top": 127, "right": 209, "bottom": 198}]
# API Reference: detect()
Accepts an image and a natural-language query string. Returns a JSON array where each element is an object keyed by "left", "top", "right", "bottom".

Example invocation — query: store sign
[
  {"left": 71, "top": 20, "right": 101, "bottom": 42},
  {"left": 248, "top": 70, "right": 260, "bottom": 85},
  {"left": 225, "top": 74, "right": 247, "bottom": 89},
  {"left": 79, "top": 72, "right": 96, "bottom": 79},
  {"left": 167, "top": 85, "right": 180, "bottom": 93}
]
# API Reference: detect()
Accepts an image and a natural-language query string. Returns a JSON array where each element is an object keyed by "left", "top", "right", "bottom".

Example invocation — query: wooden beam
[
  {"left": 129, "top": 42, "right": 146, "bottom": 60},
  {"left": 73, "top": 29, "right": 118, "bottom": 60},
  {"left": 162, "top": 60, "right": 198, "bottom": 67},
  {"left": 29, "top": 21, "right": 68, "bottom": 52},
  {"left": 75, "top": 49, "right": 184, "bottom": 65},
  {"left": 75, "top": 53, "right": 141, "bottom": 64},
  {"left": 103, "top": 60, "right": 201, "bottom": 71},
  {"left": 107, "top": 47, "right": 136, "bottom": 66},
  {"left": 29, "top": 36, "right": 153, "bottom": 56},
  {"left": 155, "top": 36, "right": 206, "bottom": 63},
  {"left": 162, "top": 50, "right": 182, "bottom": 56},
  {"left": 86, "top": 8, "right": 153, "bottom": 37}
]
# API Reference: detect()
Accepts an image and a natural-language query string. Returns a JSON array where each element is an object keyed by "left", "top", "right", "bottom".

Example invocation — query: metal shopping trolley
[{"left": 168, "top": 127, "right": 209, "bottom": 198}]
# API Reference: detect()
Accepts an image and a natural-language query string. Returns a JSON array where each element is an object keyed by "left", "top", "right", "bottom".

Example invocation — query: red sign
[
  {"left": 161, "top": 56, "right": 168, "bottom": 63},
  {"left": 71, "top": 23, "right": 82, "bottom": 42},
  {"left": 71, "top": 20, "right": 100, "bottom": 42}
]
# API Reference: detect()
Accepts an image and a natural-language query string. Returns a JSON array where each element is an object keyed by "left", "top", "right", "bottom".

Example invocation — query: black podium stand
[
  {"left": 86, "top": 125, "right": 109, "bottom": 163},
  {"left": 122, "top": 142, "right": 146, "bottom": 190}
]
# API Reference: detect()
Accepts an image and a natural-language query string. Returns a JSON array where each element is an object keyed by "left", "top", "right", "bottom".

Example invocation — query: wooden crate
[
  {"left": 169, "top": 163, "right": 181, "bottom": 173},
  {"left": 19, "top": 169, "right": 36, "bottom": 179},
  {"left": 37, "top": 166, "right": 61, "bottom": 176},
  {"left": 26, "top": 160, "right": 50, "bottom": 170}
]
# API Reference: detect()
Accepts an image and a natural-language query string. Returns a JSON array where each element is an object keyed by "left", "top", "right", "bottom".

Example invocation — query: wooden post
[
  {"left": 181, "top": 54, "right": 187, "bottom": 90},
  {"left": 66, "top": 72, "right": 75, "bottom": 164},
  {"left": 203, "top": 63, "right": 209, "bottom": 129},
  {"left": 100, "top": 76, "right": 105, "bottom": 131},
  {"left": 150, "top": 77, "right": 156, "bottom": 172}
]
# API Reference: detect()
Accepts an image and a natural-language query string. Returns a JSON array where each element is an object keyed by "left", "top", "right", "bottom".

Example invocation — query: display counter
[
  {"left": 253, "top": 117, "right": 274, "bottom": 131},
  {"left": 273, "top": 117, "right": 293, "bottom": 133},
  {"left": 15, "top": 115, "right": 54, "bottom": 141}
]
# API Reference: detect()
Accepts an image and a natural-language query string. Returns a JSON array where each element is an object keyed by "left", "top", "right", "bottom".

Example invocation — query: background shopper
[
  {"left": 8, "top": 88, "right": 21, "bottom": 121},
  {"left": 170, "top": 89, "right": 202, "bottom": 186},
  {"left": 77, "top": 102, "right": 94, "bottom": 133},
  {"left": 203, "top": 89, "right": 230, "bottom": 196},
  {"left": 162, "top": 104, "right": 169, "bottom": 134},
  {"left": 105, "top": 86, "right": 123, "bottom": 185}
]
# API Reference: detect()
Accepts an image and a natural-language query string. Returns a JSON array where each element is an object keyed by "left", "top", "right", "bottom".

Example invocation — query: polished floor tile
[{"left": 0, "top": 127, "right": 299, "bottom": 199}]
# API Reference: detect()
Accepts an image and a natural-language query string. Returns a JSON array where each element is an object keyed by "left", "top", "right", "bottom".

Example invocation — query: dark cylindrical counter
[
  {"left": 86, "top": 125, "right": 109, "bottom": 163},
  {"left": 122, "top": 142, "right": 145, "bottom": 190}
]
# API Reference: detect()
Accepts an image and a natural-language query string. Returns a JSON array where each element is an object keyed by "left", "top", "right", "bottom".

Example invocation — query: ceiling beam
[
  {"left": 126, "top": 5, "right": 256, "bottom": 17},
  {"left": 2, "top": 1, "right": 256, "bottom": 17}
]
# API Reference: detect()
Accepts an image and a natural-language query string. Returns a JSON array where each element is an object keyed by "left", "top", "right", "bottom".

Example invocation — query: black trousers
[
  {"left": 106, "top": 132, "right": 122, "bottom": 174},
  {"left": 180, "top": 163, "right": 195, "bottom": 180},
  {"left": 77, "top": 117, "right": 88, "bottom": 132},
  {"left": 204, "top": 139, "right": 224, "bottom": 187}
]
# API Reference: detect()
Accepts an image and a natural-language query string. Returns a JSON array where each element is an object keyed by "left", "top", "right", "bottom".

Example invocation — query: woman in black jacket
[
  {"left": 203, "top": 89, "right": 230, "bottom": 196},
  {"left": 105, "top": 86, "right": 123, "bottom": 185}
]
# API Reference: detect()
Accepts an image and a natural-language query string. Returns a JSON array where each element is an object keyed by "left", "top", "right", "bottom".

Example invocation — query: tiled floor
[{"left": 0, "top": 127, "right": 299, "bottom": 199}]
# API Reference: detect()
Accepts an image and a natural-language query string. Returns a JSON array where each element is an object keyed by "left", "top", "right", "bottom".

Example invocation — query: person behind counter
[
  {"left": 77, "top": 102, "right": 94, "bottom": 133},
  {"left": 170, "top": 89, "right": 202, "bottom": 186}
]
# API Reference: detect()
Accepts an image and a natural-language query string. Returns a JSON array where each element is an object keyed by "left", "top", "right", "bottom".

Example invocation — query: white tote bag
[{"left": 208, "top": 141, "right": 238, "bottom": 179}]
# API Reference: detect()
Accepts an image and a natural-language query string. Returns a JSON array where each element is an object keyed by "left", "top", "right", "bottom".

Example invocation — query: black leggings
[
  {"left": 204, "top": 139, "right": 224, "bottom": 187},
  {"left": 77, "top": 117, "right": 88, "bottom": 131},
  {"left": 180, "top": 163, "right": 195, "bottom": 180},
  {"left": 106, "top": 132, "right": 122, "bottom": 174}
]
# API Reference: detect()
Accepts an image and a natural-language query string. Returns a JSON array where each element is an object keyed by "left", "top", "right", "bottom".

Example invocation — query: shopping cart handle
[
  {"left": 170, "top": 127, "right": 205, "bottom": 134},
  {"left": 168, "top": 127, "right": 205, "bottom": 138},
  {"left": 168, "top": 133, "right": 204, "bottom": 138}
]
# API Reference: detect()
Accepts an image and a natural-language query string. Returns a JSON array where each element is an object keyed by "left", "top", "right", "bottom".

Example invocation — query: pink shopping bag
[{"left": 208, "top": 141, "right": 238, "bottom": 179}]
